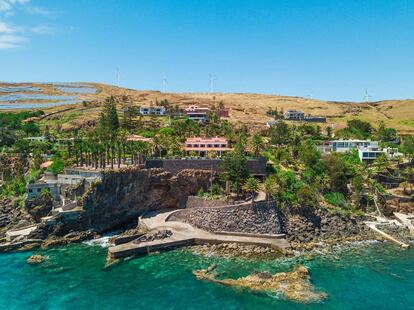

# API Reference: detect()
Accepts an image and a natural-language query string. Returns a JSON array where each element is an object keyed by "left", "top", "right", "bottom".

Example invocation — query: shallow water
[{"left": 0, "top": 243, "right": 413, "bottom": 309}]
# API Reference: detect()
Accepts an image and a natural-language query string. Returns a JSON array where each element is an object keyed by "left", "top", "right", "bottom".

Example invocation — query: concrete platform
[
  {"left": 394, "top": 212, "right": 414, "bottom": 236},
  {"left": 108, "top": 209, "right": 291, "bottom": 259},
  {"left": 6, "top": 224, "right": 38, "bottom": 242}
]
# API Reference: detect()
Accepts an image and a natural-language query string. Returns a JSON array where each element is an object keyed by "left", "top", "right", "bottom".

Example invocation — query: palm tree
[
  {"left": 243, "top": 177, "right": 260, "bottom": 202},
  {"left": 250, "top": 133, "right": 265, "bottom": 157},
  {"left": 262, "top": 176, "right": 278, "bottom": 201}
]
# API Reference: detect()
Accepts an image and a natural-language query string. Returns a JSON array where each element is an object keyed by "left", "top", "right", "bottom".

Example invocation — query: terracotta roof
[
  {"left": 185, "top": 137, "right": 228, "bottom": 144},
  {"left": 40, "top": 161, "right": 53, "bottom": 169},
  {"left": 184, "top": 146, "right": 232, "bottom": 151}
]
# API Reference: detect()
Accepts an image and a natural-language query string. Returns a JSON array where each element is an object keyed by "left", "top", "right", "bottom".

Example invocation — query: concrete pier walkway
[
  {"left": 108, "top": 209, "right": 291, "bottom": 259},
  {"left": 364, "top": 217, "right": 410, "bottom": 249},
  {"left": 394, "top": 213, "right": 414, "bottom": 236}
]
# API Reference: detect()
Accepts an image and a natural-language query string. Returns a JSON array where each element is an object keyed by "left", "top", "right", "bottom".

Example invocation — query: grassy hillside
[{"left": 2, "top": 82, "right": 414, "bottom": 134}]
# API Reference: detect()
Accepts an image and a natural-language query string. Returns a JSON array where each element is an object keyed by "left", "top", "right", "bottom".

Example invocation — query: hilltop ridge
[{"left": 1, "top": 82, "right": 413, "bottom": 134}]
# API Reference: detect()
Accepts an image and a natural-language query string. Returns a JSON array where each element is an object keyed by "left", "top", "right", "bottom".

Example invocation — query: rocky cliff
[{"left": 61, "top": 168, "right": 212, "bottom": 234}]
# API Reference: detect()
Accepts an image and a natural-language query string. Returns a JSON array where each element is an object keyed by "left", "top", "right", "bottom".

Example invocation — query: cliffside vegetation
[{"left": 1, "top": 92, "right": 413, "bottom": 219}]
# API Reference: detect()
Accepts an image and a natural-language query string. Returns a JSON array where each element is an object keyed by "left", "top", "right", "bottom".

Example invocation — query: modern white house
[
  {"left": 284, "top": 109, "right": 305, "bottom": 120},
  {"left": 139, "top": 106, "right": 166, "bottom": 115},
  {"left": 358, "top": 147, "right": 404, "bottom": 162},
  {"left": 184, "top": 106, "right": 210, "bottom": 122},
  {"left": 27, "top": 168, "right": 103, "bottom": 199},
  {"left": 331, "top": 140, "right": 379, "bottom": 153}
]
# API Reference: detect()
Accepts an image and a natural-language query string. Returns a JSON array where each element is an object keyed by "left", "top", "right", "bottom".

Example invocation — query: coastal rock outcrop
[
  {"left": 193, "top": 265, "right": 327, "bottom": 303},
  {"left": 27, "top": 254, "right": 48, "bottom": 264},
  {"left": 25, "top": 191, "right": 54, "bottom": 223},
  {"left": 0, "top": 198, "right": 35, "bottom": 238},
  {"left": 62, "top": 168, "right": 211, "bottom": 234}
]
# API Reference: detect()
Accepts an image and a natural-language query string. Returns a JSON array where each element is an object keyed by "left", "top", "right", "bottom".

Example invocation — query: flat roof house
[
  {"left": 27, "top": 181, "right": 59, "bottom": 199},
  {"left": 184, "top": 106, "right": 210, "bottom": 123},
  {"left": 358, "top": 147, "right": 403, "bottom": 163},
  {"left": 184, "top": 137, "right": 231, "bottom": 157},
  {"left": 139, "top": 106, "right": 166, "bottom": 116},
  {"left": 331, "top": 140, "right": 379, "bottom": 153},
  {"left": 284, "top": 110, "right": 305, "bottom": 120}
]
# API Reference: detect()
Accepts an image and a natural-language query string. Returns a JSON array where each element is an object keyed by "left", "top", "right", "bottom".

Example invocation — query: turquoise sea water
[{"left": 1, "top": 242, "right": 414, "bottom": 310}]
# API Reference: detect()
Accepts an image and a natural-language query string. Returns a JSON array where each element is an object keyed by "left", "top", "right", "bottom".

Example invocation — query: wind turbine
[
  {"left": 363, "top": 89, "right": 372, "bottom": 103},
  {"left": 209, "top": 74, "right": 216, "bottom": 94},
  {"left": 116, "top": 67, "right": 121, "bottom": 87},
  {"left": 162, "top": 74, "right": 168, "bottom": 93}
]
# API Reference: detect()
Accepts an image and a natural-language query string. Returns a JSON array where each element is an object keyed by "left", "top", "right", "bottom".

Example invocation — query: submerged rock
[
  {"left": 193, "top": 265, "right": 327, "bottom": 303},
  {"left": 27, "top": 254, "right": 48, "bottom": 264},
  {"left": 189, "top": 243, "right": 283, "bottom": 259}
]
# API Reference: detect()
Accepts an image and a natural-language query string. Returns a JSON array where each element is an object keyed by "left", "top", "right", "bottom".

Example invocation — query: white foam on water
[{"left": 83, "top": 232, "right": 120, "bottom": 248}]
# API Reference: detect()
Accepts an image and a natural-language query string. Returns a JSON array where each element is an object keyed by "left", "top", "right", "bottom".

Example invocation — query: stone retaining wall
[
  {"left": 145, "top": 158, "right": 267, "bottom": 176},
  {"left": 185, "top": 196, "right": 231, "bottom": 208},
  {"left": 168, "top": 201, "right": 284, "bottom": 235}
]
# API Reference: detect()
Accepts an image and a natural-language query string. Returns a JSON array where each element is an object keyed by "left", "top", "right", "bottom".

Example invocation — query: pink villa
[{"left": 184, "top": 137, "right": 231, "bottom": 157}]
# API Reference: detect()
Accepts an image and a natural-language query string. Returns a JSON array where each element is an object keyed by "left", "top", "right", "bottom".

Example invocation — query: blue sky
[{"left": 1, "top": 0, "right": 414, "bottom": 102}]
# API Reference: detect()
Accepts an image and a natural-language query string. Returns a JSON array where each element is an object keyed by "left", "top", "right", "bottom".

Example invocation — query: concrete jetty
[
  {"left": 394, "top": 213, "right": 414, "bottom": 236},
  {"left": 5, "top": 224, "right": 38, "bottom": 242},
  {"left": 108, "top": 210, "right": 291, "bottom": 259},
  {"left": 365, "top": 220, "right": 410, "bottom": 249}
]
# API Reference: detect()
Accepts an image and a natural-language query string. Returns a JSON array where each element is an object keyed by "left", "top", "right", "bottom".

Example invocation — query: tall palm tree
[{"left": 250, "top": 133, "right": 265, "bottom": 157}]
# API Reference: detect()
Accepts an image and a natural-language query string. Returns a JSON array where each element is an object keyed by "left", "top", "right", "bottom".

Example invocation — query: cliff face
[{"left": 68, "top": 168, "right": 211, "bottom": 233}]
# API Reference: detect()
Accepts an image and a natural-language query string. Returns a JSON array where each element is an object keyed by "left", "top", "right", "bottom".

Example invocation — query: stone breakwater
[{"left": 169, "top": 202, "right": 375, "bottom": 245}]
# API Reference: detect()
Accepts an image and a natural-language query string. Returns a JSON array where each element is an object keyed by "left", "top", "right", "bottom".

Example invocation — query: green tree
[
  {"left": 99, "top": 96, "right": 120, "bottom": 134},
  {"left": 402, "top": 136, "right": 414, "bottom": 162},
  {"left": 297, "top": 184, "right": 317, "bottom": 207},
  {"left": 249, "top": 133, "right": 265, "bottom": 157},
  {"left": 262, "top": 175, "right": 278, "bottom": 200},
  {"left": 326, "top": 126, "right": 333, "bottom": 138},
  {"left": 269, "top": 121, "right": 290, "bottom": 146},
  {"left": 220, "top": 144, "right": 249, "bottom": 196},
  {"left": 243, "top": 177, "right": 260, "bottom": 202}
]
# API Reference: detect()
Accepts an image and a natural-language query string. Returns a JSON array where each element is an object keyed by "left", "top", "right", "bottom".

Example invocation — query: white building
[
  {"left": 184, "top": 106, "right": 210, "bottom": 123},
  {"left": 358, "top": 147, "right": 403, "bottom": 162},
  {"left": 139, "top": 106, "right": 166, "bottom": 115},
  {"left": 27, "top": 181, "right": 59, "bottom": 199},
  {"left": 284, "top": 110, "right": 305, "bottom": 120},
  {"left": 331, "top": 140, "right": 379, "bottom": 153}
]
